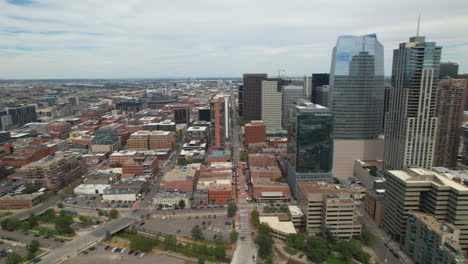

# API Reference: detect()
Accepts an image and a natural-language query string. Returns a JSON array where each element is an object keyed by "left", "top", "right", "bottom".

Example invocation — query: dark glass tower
[
  {"left": 243, "top": 74, "right": 267, "bottom": 121},
  {"left": 329, "top": 34, "right": 384, "bottom": 139},
  {"left": 311, "top": 74, "right": 329, "bottom": 103},
  {"left": 287, "top": 100, "right": 333, "bottom": 196},
  {"left": 439, "top": 62, "right": 458, "bottom": 79}
]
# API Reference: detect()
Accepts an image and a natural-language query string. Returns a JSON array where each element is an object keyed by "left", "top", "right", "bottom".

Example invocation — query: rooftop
[
  {"left": 259, "top": 216, "right": 296, "bottom": 234},
  {"left": 288, "top": 205, "right": 303, "bottom": 216},
  {"left": 389, "top": 168, "right": 468, "bottom": 191}
]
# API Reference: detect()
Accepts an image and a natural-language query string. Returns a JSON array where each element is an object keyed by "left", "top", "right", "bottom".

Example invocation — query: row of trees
[{"left": 285, "top": 229, "right": 374, "bottom": 263}]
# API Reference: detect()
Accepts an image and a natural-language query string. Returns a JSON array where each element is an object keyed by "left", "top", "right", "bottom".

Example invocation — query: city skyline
[{"left": 0, "top": 0, "right": 467, "bottom": 79}]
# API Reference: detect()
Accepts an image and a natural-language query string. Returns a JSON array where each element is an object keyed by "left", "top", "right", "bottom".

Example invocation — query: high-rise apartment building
[
  {"left": 261, "top": 79, "right": 284, "bottom": 130},
  {"left": 464, "top": 126, "right": 468, "bottom": 166},
  {"left": 458, "top": 73, "right": 468, "bottom": 111},
  {"left": 297, "top": 182, "right": 362, "bottom": 238},
  {"left": 440, "top": 62, "right": 459, "bottom": 79},
  {"left": 287, "top": 100, "right": 333, "bottom": 195},
  {"left": 282, "top": 86, "right": 304, "bottom": 129},
  {"left": 382, "top": 83, "right": 391, "bottom": 131},
  {"left": 404, "top": 212, "right": 465, "bottom": 264},
  {"left": 243, "top": 74, "right": 267, "bottom": 121},
  {"left": 382, "top": 168, "right": 468, "bottom": 251},
  {"left": 311, "top": 74, "right": 329, "bottom": 104},
  {"left": 173, "top": 104, "right": 190, "bottom": 124},
  {"left": 384, "top": 36, "right": 441, "bottom": 170},
  {"left": 330, "top": 34, "right": 384, "bottom": 139},
  {"left": 210, "top": 95, "right": 230, "bottom": 149},
  {"left": 434, "top": 78, "right": 466, "bottom": 168}
]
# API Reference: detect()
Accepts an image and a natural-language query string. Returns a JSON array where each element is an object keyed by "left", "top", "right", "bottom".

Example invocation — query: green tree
[
  {"left": 285, "top": 233, "right": 306, "bottom": 250},
  {"left": 55, "top": 213, "right": 74, "bottom": 235},
  {"left": 229, "top": 231, "right": 239, "bottom": 243},
  {"left": 28, "top": 213, "right": 38, "bottom": 228},
  {"left": 255, "top": 232, "right": 273, "bottom": 258},
  {"left": 197, "top": 257, "right": 205, "bottom": 264},
  {"left": 227, "top": 202, "right": 237, "bottom": 217},
  {"left": 57, "top": 202, "right": 64, "bottom": 208},
  {"left": 357, "top": 227, "right": 375, "bottom": 246},
  {"left": 250, "top": 210, "right": 260, "bottom": 227},
  {"left": 178, "top": 199, "right": 186, "bottom": 209},
  {"left": 240, "top": 152, "right": 248, "bottom": 162},
  {"left": 1, "top": 218, "right": 21, "bottom": 231},
  {"left": 164, "top": 235, "right": 177, "bottom": 245},
  {"left": 305, "top": 236, "right": 329, "bottom": 262},
  {"left": 27, "top": 239, "right": 40, "bottom": 253},
  {"left": 104, "top": 231, "right": 112, "bottom": 241},
  {"left": 42, "top": 208, "right": 56, "bottom": 222},
  {"left": 322, "top": 227, "right": 337, "bottom": 244},
  {"left": 191, "top": 227, "right": 204, "bottom": 240},
  {"left": 109, "top": 209, "right": 119, "bottom": 219},
  {"left": 158, "top": 203, "right": 163, "bottom": 210},
  {"left": 5, "top": 252, "right": 22, "bottom": 264},
  {"left": 213, "top": 245, "right": 226, "bottom": 258},
  {"left": 141, "top": 182, "right": 151, "bottom": 193},
  {"left": 130, "top": 236, "right": 153, "bottom": 252}
]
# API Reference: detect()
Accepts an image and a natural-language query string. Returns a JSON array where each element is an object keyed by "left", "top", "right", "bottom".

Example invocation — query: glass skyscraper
[
  {"left": 384, "top": 36, "right": 442, "bottom": 170},
  {"left": 287, "top": 100, "right": 333, "bottom": 196},
  {"left": 329, "top": 34, "right": 384, "bottom": 139}
]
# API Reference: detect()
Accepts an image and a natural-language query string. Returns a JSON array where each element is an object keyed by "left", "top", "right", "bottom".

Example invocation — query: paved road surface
[
  {"left": 39, "top": 211, "right": 144, "bottom": 264},
  {"left": 356, "top": 203, "right": 412, "bottom": 264},
  {"left": 230, "top": 99, "right": 258, "bottom": 264}
]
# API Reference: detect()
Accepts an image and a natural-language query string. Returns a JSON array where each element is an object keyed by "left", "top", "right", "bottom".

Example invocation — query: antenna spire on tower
[{"left": 416, "top": 14, "right": 421, "bottom": 37}]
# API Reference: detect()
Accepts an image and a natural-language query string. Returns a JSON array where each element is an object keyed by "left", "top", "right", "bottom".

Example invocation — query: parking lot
[
  {"left": 137, "top": 212, "right": 234, "bottom": 241},
  {"left": 0, "top": 229, "right": 64, "bottom": 250},
  {"left": 0, "top": 241, "right": 28, "bottom": 264},
  {"left": 67, "top": 244, "right": 185, "bottom": 264},
  {"left": 64, "top": 194, "right": 135, "bottom": 210}
]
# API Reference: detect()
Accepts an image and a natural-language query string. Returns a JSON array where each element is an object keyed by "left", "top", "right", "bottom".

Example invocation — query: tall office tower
[
  {"left": 382, "top": 83, "right": 392, "bottom": 131},
  {"left": 311, "top": 74, "right": 329, "bottom": 104},
  {"left": 303, "top": 75, "right": 312, "bottom": 101},
  {"left": 282, "top": 86, "right": 304, "bottom": 128},
  {"left": 330, "top": 34, "right": 384, "bottom": 139},
  {"left": 261, "top": 78, "right": 284, "bottom": 130},
  {"left": 286, "top": 100, "right": 333, "bottom": 196},
  {"left": 384, "top": 36, "right": 442, "bottom": 170},
  {"left": 315, "top": 85, "right": 329, "bottom": 107},
  {"left": 434, "top": 78, "right": 466, "bottom": 168},
  {"left": 238, "top": 84, "right": 244, "bottom": 117},
  {"left": 382, "top": 168, "right": 468, "bottom": 252},
  {"left": 173, "top": 104, "right": 190, "bottom": 124},
  {"left": 329, "top": 34, "right": 385, "bottom": 178},
  {"left": 210, "top": 95, "right": 230, "bottom": 149},
  {"left": 243, "top": 74, "right": 267, "bottom": 121},
  {"left": 440, "top": 62, "right": 459, "bottom": 79}
]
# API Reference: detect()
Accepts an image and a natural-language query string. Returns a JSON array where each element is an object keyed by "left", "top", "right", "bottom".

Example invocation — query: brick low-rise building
[
  {"left": 122, "top": 156, "right": 158, "bottom": 179},
  {"left": 17, "top": 154, "right": 85, "bottom": 190},
  {"left": 244, "top": 121, "right": 266, "bottom": 146},
  {"left": 0, "top": 193, "right": 41, "bottom": 209},
  {"left": 250, "top": 166, "right": 282, "bottom": 181},
  {"left": 248, "top": 153, "right": 277, "bottom": 167}
]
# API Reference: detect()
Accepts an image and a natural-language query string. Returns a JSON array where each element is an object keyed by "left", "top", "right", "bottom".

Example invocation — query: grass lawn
[{"left": 283, "top": 247, "right": 298, "bottom": 255}]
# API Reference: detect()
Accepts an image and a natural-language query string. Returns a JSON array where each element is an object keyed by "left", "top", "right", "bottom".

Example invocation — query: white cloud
[{"left": 0, "top": 0, "right": 467, "bottom": 78}]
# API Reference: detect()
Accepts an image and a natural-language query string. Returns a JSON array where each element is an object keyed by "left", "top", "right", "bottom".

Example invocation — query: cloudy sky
[{"left": 0, "top": 0, "right": 467, "bottom": 79}]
